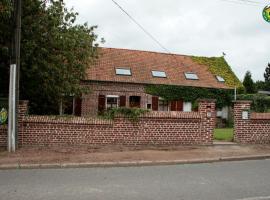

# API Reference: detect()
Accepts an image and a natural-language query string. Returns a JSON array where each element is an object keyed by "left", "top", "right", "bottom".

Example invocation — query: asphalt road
[{"left": 0, "top": 160, "right": 270, "bottom": 200}]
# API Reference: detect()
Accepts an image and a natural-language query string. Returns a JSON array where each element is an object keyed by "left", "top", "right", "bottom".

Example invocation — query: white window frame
[
  {"left": 183, "top": 102, "right": 192, "bottom": 112},
  {"left": 106, "top": 95, "right": 119, "bottom": 109},
  {"left": 152, "top": 70, "right": 167, "bottom": 78},
  {"left": 158, "top": 97, "right": 169, "bottom": 111},
  {"left": 184, "top": 72, "right": 199, "bottom": 80},
  {"left": 115, "top": 68, "right": 132, "bottom": 76},
  {"left": 216, "top": 75, "right": 225, "bottom": 82}
]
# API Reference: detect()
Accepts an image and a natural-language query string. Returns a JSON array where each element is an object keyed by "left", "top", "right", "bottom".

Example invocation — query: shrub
[
  {"left": 100, "top": 107, "right": 149, "bottom": 121},
  {"left": 237, "top": 94, "right": 270, "bottom": 112}
]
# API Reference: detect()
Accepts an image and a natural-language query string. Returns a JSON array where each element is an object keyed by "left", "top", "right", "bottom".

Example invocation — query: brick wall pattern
[
  {"left": 234, "top": 100, "right": 270, "bottom": 144},
  {"left": 0, "top": 99, "right": 216, "bottom": 147}
]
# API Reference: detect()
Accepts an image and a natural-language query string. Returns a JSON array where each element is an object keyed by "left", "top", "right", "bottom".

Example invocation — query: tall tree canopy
[
  {"left": 0, "top": 0, "right": 13, "bottom": 97},
  {"left": 243, "top": 71, "right": 256, "bottom": 94},
  {"left": 0, "top": 0, "right": 102, "bottom": 114},
  {"left": 264, "top": 63, "right": 270, "bottom": 83}
]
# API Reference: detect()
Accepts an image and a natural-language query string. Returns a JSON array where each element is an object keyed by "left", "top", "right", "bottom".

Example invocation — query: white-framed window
[
  {"left": 106, "top": 95, "right": 119, "bottom": 109},
  {"left": 183, "top": 102, "right": 192, "bottom": 112},
  {"left": 115, "top": 68, "right": 132, "bottom": 76},
  {"left": 152, "top": 70, "right": 167, "bottom": 78},
  {"left": 158, "top": 98, "right": 169, "bottom": 111},
  {"left": 184, "top": 72, "right": 199, "bottom": 80}
]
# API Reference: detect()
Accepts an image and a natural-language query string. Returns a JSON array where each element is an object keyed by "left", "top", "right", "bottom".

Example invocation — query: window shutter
[
  {"left": 170, "top": 101, "right": 177, "bottom": 111},
  {"left": 74, "top": 98, "right": 82, "bottom": 116},
  {"left": 176, "top": 100, "right": 183, "bottom": 111},
  {"left": 98, "top": 95, "right": 106, "bottom": 113},
  {"left": 152, "top": 96, "right": 159, "bottom": 111},
  {"left": 119, "top": 96, "right": 126, "bottom": 107}
]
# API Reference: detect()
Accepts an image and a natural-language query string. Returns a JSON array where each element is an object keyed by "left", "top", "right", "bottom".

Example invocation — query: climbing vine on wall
[
  {"left": 145, "top": 85, "right": 233, "bottom": 108},
  {"left": 191, "top": 56, "right": 243, "bottom": 89}
]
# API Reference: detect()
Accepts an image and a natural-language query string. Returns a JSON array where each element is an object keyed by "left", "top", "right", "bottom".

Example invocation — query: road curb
[{"left": 1, "top": 154, "right": 270, "bottom": 170}]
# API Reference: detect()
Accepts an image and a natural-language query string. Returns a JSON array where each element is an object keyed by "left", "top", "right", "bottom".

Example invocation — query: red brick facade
[
  {"left": 81, "top": 81, "right": 152, "bottom": 116},
  {"left": 234, "top": 101, "right": 270, "bottom": 144},
  {"left": 0, "top": 99, "right": 216, "bottom": 148}
]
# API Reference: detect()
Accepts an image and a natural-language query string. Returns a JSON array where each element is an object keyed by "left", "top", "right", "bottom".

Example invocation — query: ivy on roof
[{"left": 191, "top": 56, "right": 243, "bottom": 89}]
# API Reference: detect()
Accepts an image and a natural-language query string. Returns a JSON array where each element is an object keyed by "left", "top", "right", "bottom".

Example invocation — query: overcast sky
[{"left": 65, "top": 0, "right": 270, "bottom": 81}]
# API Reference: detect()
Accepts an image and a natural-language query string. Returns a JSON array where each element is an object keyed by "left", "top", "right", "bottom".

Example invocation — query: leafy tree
[
  {"left": 243, "top": 71, "right": 256, "bottom": 94},
  {"left": 264, "top": 63, "right": 270, "bottom": 83},
  {"left": 255, "top": 81, "right": 267, "bottom": 91},
  {"left": 0, "top": 0, "right": 103, "bottom": 114},
  {"left": 0, "top": 0, "right": 13, "bottom": 97}
]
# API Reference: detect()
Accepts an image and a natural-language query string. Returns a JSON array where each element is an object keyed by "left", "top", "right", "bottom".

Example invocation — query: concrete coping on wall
[
  {"left": 23, "top": 115, "right": 113, "bottom": 125},
  {"left": 251, "top": 113, "right": 270, "bottom": 120},
  {"left": 19, "top": 100, "right": 29, "bottom": 105},
  {"left": 121, "top": 111, "right": 202, "bottom": 119},
  {"left": 232, "top": 100, "right": 253, "bottom": 104}
]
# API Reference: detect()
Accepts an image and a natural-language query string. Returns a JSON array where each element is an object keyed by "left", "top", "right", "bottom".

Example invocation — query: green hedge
[
  {"left": 237, "top": 94, "right": 270, "bottom": 112},
  {"left": 100, "top": 107, "right": 149, "bottom": 121}
]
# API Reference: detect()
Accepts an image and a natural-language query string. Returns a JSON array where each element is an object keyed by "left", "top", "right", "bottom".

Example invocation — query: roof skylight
[
  {"left": 184, "top": 72, "right": 199, "bottom": 80},
  {"left": 216, "top": 75, "right": 225, "bottom": 82},
  {"left": 152, "top": 70, "right": 167, "bottom": 78},
  {"left": 115, "top": 68, "right": 131, "bottom": 76}
]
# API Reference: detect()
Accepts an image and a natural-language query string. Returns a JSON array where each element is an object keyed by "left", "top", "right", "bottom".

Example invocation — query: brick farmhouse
[{"left": 64, "top": 47, "right": 239, "bottom": 118}]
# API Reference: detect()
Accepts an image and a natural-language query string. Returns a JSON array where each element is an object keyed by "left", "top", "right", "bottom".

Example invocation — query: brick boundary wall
[
  {"left": 234, "top": 100, "right": 270, "bottom": 144},
  {"left": 0, "top": 125, "right": 7, "bottom": 148},
  {"left": 1, "top": 99, "right": 216, "bottom": 148}
]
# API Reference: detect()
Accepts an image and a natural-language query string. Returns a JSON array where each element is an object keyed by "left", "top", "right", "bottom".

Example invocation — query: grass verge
[{"left": 214, "top": 128, "right": 234, "bottom": 141}]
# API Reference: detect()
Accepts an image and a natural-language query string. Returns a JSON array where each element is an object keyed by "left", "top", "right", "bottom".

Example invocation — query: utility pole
[{"left": 8, "top": 0, "right": 22, "bottom": 152}]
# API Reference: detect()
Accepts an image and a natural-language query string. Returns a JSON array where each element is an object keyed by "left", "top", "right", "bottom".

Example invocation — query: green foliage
[
  {"left": 0, "top": 0, "right": 13, "bottom": 96},
  {"left": 145, "top": 85, "right": 233, "bottom": 108},
  {"left": 214, "top": 128, "right": 234, "bottom": 141},
  {"left": 255, "top": 80, "right": 270, "bottom": 92},
  {"left": 0, "top": 98, "right": 8, "bottom": 110},
  {"left": 101, "top": 107, "right": 149, "bottom": 122},
  {"left": 0, "top": 0, "right": 103, "bottom": 114},
  {"left": 264, "top": 63, "right": 270, "bottom": 83},
  {"left": 237, "top": 94, "right": 270, "bottom": 112},
  {"left": 243, "top": 71, "right": 256, "bottom": 94},
  {"left": 191, "top": 56, "right": 243, "bottom": 89}
]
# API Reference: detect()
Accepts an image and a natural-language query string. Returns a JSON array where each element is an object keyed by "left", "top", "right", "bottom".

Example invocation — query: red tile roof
[{"left": 85, "top": 47, "right": 233, "bottom": 89}]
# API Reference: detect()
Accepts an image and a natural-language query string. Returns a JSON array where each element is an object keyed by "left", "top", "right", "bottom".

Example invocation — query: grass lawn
[{"left": 214, "top": 128, "right": 234, "bottom": 141}]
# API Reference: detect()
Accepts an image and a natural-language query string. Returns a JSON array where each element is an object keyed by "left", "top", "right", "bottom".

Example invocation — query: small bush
[
  {"left": 237, "top": 94, "right": 270, "bottom": 112},
  {"left": 100, "top": 107, "right": 149, "bottom": 121}
]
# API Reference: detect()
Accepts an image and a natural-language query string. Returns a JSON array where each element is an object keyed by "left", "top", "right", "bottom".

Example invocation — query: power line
[
  {"left": 238, "top": 0, "right": 265, "bottom": 4},
  {"left": 220, "top": 0, "right": 264, "bottom": 6},
  {"left": 111, "top": 0, "right": 172, "bottom": 54},
  {"left": 111, "top": 0, "right": 186, "bottom": 68}
]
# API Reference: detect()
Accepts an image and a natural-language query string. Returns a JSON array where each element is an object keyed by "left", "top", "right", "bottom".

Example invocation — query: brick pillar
[
  {"left": 198, "top": 99, "right": 216, "bottom": 145},
  {"left": 18, "top": 100, "right": 28, "bottom": 121},
  {"left": 233, "top": 100, "right": 252, "bottom": 143},
  {"left": 18, "top": 100, "right": 28, "bottom": 147}
]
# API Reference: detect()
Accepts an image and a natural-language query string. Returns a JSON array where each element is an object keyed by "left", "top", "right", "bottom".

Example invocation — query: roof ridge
[{"left": 98, "top": 46, "right": 221, "bottom": 58}]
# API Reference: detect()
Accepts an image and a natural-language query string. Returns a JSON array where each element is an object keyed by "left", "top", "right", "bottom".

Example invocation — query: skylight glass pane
[
  {"left": 185, "top": 72, "right": 199, "bottom": 80},
  {"left": 116, "top": 68, "right": 131, "bottom": 76},
  {"left": 216, "top": 75, "right": 225, "bottom": 82},
  {"left": 152, "top": 71, "right": 167, "bottom": 78}
]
